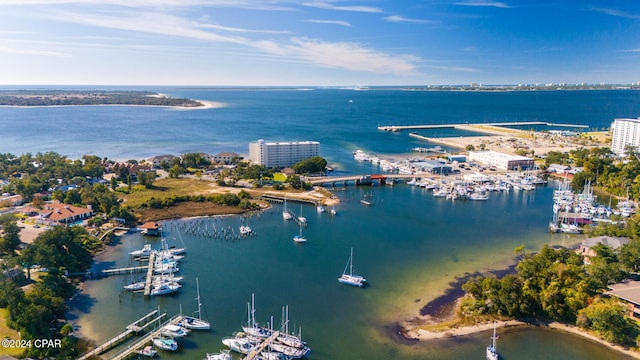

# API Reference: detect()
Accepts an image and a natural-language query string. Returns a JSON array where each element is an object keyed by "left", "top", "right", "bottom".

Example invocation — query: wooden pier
[
  {"left": 109, "top": 314, "right": 184, "bottom": 360},
  {"left": 143, "top": 252, "right": 156, "bottom": 296},
  {"left": 244, "top": 331, "right": 280, "bottom": 360},
  {"left": 77, "top": 310, "right": 162, "bottom": 360},
  {"left": 377, "top": 121, "right": 588, "bottom": 132},
  {"left": 100, "top": 265, "right": 148, "bottom": 276}
]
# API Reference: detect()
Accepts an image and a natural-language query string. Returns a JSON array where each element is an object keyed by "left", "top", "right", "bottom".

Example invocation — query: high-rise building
[
  {"left": 611, "top": 117, "right": 640, "bottom": 156},
  {"left": 248, "top": 139, "right": 320, "bottom": 168}
]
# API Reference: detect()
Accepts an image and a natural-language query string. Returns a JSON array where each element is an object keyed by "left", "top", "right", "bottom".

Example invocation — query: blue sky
[{"left": 0, "top": 0, "right": 638, "bottom": 86}]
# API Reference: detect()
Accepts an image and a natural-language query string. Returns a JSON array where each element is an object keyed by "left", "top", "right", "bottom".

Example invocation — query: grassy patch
[
  {"left": 118, "top": 178, "right": 225, "bottom": 208},
  {"left": 0, "top": 308, "right": 24, "bottom": 357},
  {"left": 133, "top": 201, "right": 248, "bottom": 222}
]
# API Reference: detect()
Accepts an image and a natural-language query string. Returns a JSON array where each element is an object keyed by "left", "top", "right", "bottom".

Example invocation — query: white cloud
[
  {"left": 252, "top": 37, "right": 420, "bottom": 76},
  {"left": 383, "top": 15, "right": 430, "bottom": 24},
  {"left": 305, "top": 19, "right": 352, "bottom": 27},
  {"left": 302, "top": 1, "right": 383, "bottom": 13},
  {"left": 592, "top": 8, "right": 640, "bottom": 20},
  {"left": 37, "top": 8, "right": 421, "bottom": 77},
  {"left": 454, "top": 1, "right": 511, "bottom": 9}
]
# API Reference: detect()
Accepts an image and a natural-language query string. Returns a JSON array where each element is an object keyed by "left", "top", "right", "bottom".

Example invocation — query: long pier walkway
[
  {"left": 244, "top": 331, "right": 280, "bottom": 360},
  {"left": 77, "top": 310, "right": 161, "bottom": 360},
  {"left": 143, "top": 252, "right": 156, "bottom": 296},
  {"left": 378, "top": 121, "right": 588, "bottom": 132}
]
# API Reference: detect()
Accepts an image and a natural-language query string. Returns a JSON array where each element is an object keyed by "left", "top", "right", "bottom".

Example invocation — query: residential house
[
  {"left": 213, "top": 152, "right": 240, "bottom": 164},
  {"left": 579, "top": 235, "right": 630, "bottom": 264},
  {"left": 149, "top": 154, "right": 179, "bottom": 168},
  {"left": 606, "top": 280, "right": 640, "bottom": 319},
  {"left": 38, "top": 201, "right": 94, "bottom": 225}
]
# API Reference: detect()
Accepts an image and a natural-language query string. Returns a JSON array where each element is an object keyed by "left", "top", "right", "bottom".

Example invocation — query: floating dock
[{"left": 244, "top": 331, "right": 280, "bottom": 360}]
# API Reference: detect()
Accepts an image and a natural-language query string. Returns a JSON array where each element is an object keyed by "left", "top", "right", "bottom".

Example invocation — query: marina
[{"left": 57, "top": 88, "right": 640, "bottom": 360}]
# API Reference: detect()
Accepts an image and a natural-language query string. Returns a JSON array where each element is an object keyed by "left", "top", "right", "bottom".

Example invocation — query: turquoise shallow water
[{"left": 3, "top": 88, "right": 638, "bottom": 359}]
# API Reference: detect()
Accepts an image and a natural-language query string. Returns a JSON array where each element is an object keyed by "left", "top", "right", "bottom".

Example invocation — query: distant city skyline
[{"left": 0, "top": 0, "right": 638, "bottom": 86}]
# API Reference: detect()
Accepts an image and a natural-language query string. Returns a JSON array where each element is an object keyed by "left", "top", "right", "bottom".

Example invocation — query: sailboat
[
  {"left": 338, "top": 247, "right": 366, "bottom": 287},
  {"left": 330, "top": 205, "right": 337, "bottom": 216},
  {"left": 298, "top": 204, "right": 307, "bottom": 225},
  {"left": 486, "top": 321, "right": 499, "bottom": 360},
  {"left": 293, "top": 222, "right": 307, "bottom": 243},
  {"left": 282, "top": 197, "right": 293, "bottom": 220},
  {"left": 205, "top": 349, "right": 232, "bottom": 360},
  {"left": 179, "top": 277, "right": 210, "bottom": 330}
]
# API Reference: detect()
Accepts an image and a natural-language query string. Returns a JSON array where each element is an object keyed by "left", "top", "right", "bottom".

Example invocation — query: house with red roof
[{"left": 38, "top": 201, "right": 94, "bottom": 224}]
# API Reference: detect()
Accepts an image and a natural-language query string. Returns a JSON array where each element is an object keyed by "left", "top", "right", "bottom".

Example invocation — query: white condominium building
[
  {"left": 611, "top": 117, "right": 640, "bottom": 156},
  {"left": 468, "top": 150, "right": 534, "bottom": 170},
  {"left": 249, "top": 139, "right": 320, "bottom": 168}
]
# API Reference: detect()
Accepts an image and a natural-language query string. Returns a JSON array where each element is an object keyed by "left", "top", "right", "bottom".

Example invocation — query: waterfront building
[
  {"left": 410, "top": 160, "right": 453, "bottom": 174},
  {"left": 468, "top": 150, "right": 534, "bottom": 170},
  {"left": 611, "top": 117, "right": 640, "bottom": 156},
  {"left": 579, "top": 236, "right": 630, "bottom": 264},
  {"left": 606, "top": 280, "right": 640, "bottom": 319},
  {"left": 248, "top": 139, "right": 320, "bottom": 168}
]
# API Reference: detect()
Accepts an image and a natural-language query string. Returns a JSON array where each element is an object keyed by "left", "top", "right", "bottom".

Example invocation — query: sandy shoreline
[{"left": 397, "top": 275, "right": 640, "bottom": 359}]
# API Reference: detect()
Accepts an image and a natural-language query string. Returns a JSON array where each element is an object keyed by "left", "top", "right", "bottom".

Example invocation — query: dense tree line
[
  {"left": 543, "top": 146, "right": 640, "bottom": 200},
  {"left": 0, "top": 223, "right": 98, "bottom": 359},
  {"left": 139, "top": 192, "right": 258, "bottom": 210},
  {"left": 292, "top": 156, "right": 327, "bottom": 174},
  {"left": 462, "top": 226, "right": 640, "bottom": 346},
  {"left": 0, "top": 90, "right": 202, "bottom": 107}
]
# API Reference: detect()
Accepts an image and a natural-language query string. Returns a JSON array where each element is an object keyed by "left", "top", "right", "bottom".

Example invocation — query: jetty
[
  {"left": 77, "top": 310, "right": 163, "bottom": 360},
  {"left": 377, "top": 121, "right": 589, "bottom": 132}
]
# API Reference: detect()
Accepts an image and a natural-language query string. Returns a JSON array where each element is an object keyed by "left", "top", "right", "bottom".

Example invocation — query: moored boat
[
  {"left": 338, "top": 247, "right": 366, "bottom": 287},
  {"left": 205, "top": 349, "right": 232, "bottom": 360},
  {"left": 486, "top": 322, "right": 499, "bottom": 360},
  {"left": 152, "top": 334, "right": 178, "bottom": 351},
  {"left": 180, "top": 278, "right": 211, "bottom": 330}
]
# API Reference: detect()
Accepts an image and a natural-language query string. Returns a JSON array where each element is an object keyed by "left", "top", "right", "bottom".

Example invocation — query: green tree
[
  {"left": 577, "top": 298, "right": 640, "bottom": 346},
  {"left": 0, "top": 220, "right": 21, "bottom": 253},
  {"left": 168, "top": 165, "right": 184, "bottom": 178},
  {"left": 287, "top": 174, "right": 303, "bottom": 189},
  {"left": 292, "top": 156, "right": 328, "bottom": 174}
]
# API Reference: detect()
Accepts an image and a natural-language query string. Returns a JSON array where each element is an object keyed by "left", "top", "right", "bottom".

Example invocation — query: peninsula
[{"left": 0, "top": 90, "right": 204, "bottom": 107}]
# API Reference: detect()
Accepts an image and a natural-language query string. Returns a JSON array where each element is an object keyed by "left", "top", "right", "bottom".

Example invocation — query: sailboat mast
[
  {"left": 196, "top": 277, "right": 202, "bottom": 320},
  {"left": 350, "top": 247, "right": 354, "bottom": 276}
]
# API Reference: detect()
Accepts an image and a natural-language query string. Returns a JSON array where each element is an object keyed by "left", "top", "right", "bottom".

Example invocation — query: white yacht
[
  {"left": 282, "top": 198, "right": 293, "bottom": 220},
  {"left": 316, "top": 204, "right": 325, "bottom": 213},
  {"left": 240, "top": 225, "right": 253, "bottom": 236},
  {"left": 221, "top": 335, "right": 256, "bottom": 355},
  {"left": 152, "top": 334, "right": 178, "bottom": 351},
  {"left": 180, "top": 278, "right": 211, "bottom": 330},
  {"left": 150, "top": 282, "right": 181, "bottom": 296},
  {"left": 161, "top": 324, "right": 190, "bottom": 338},
  {"left": 129, "top": 243, "right": 153, "bottom": 258},
  {"left": 123, "top": 281, "right": 145, "bottom": 291},
  {"left": 486, "top": 322, "right": 499, "bottom": 360},
  {"left": 338, "top": 247, "right": 366, "bottom": 287},
  {"left": 293, "top": 222, "right": 307, "bottom": 244},
  {"left": 205, "top": 349, "right": 232, "bottom": 360}
]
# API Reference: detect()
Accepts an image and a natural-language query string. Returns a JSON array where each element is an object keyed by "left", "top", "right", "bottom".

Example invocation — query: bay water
[{"left": 2, "top": 88, "right": 639, "bottom": 359}]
